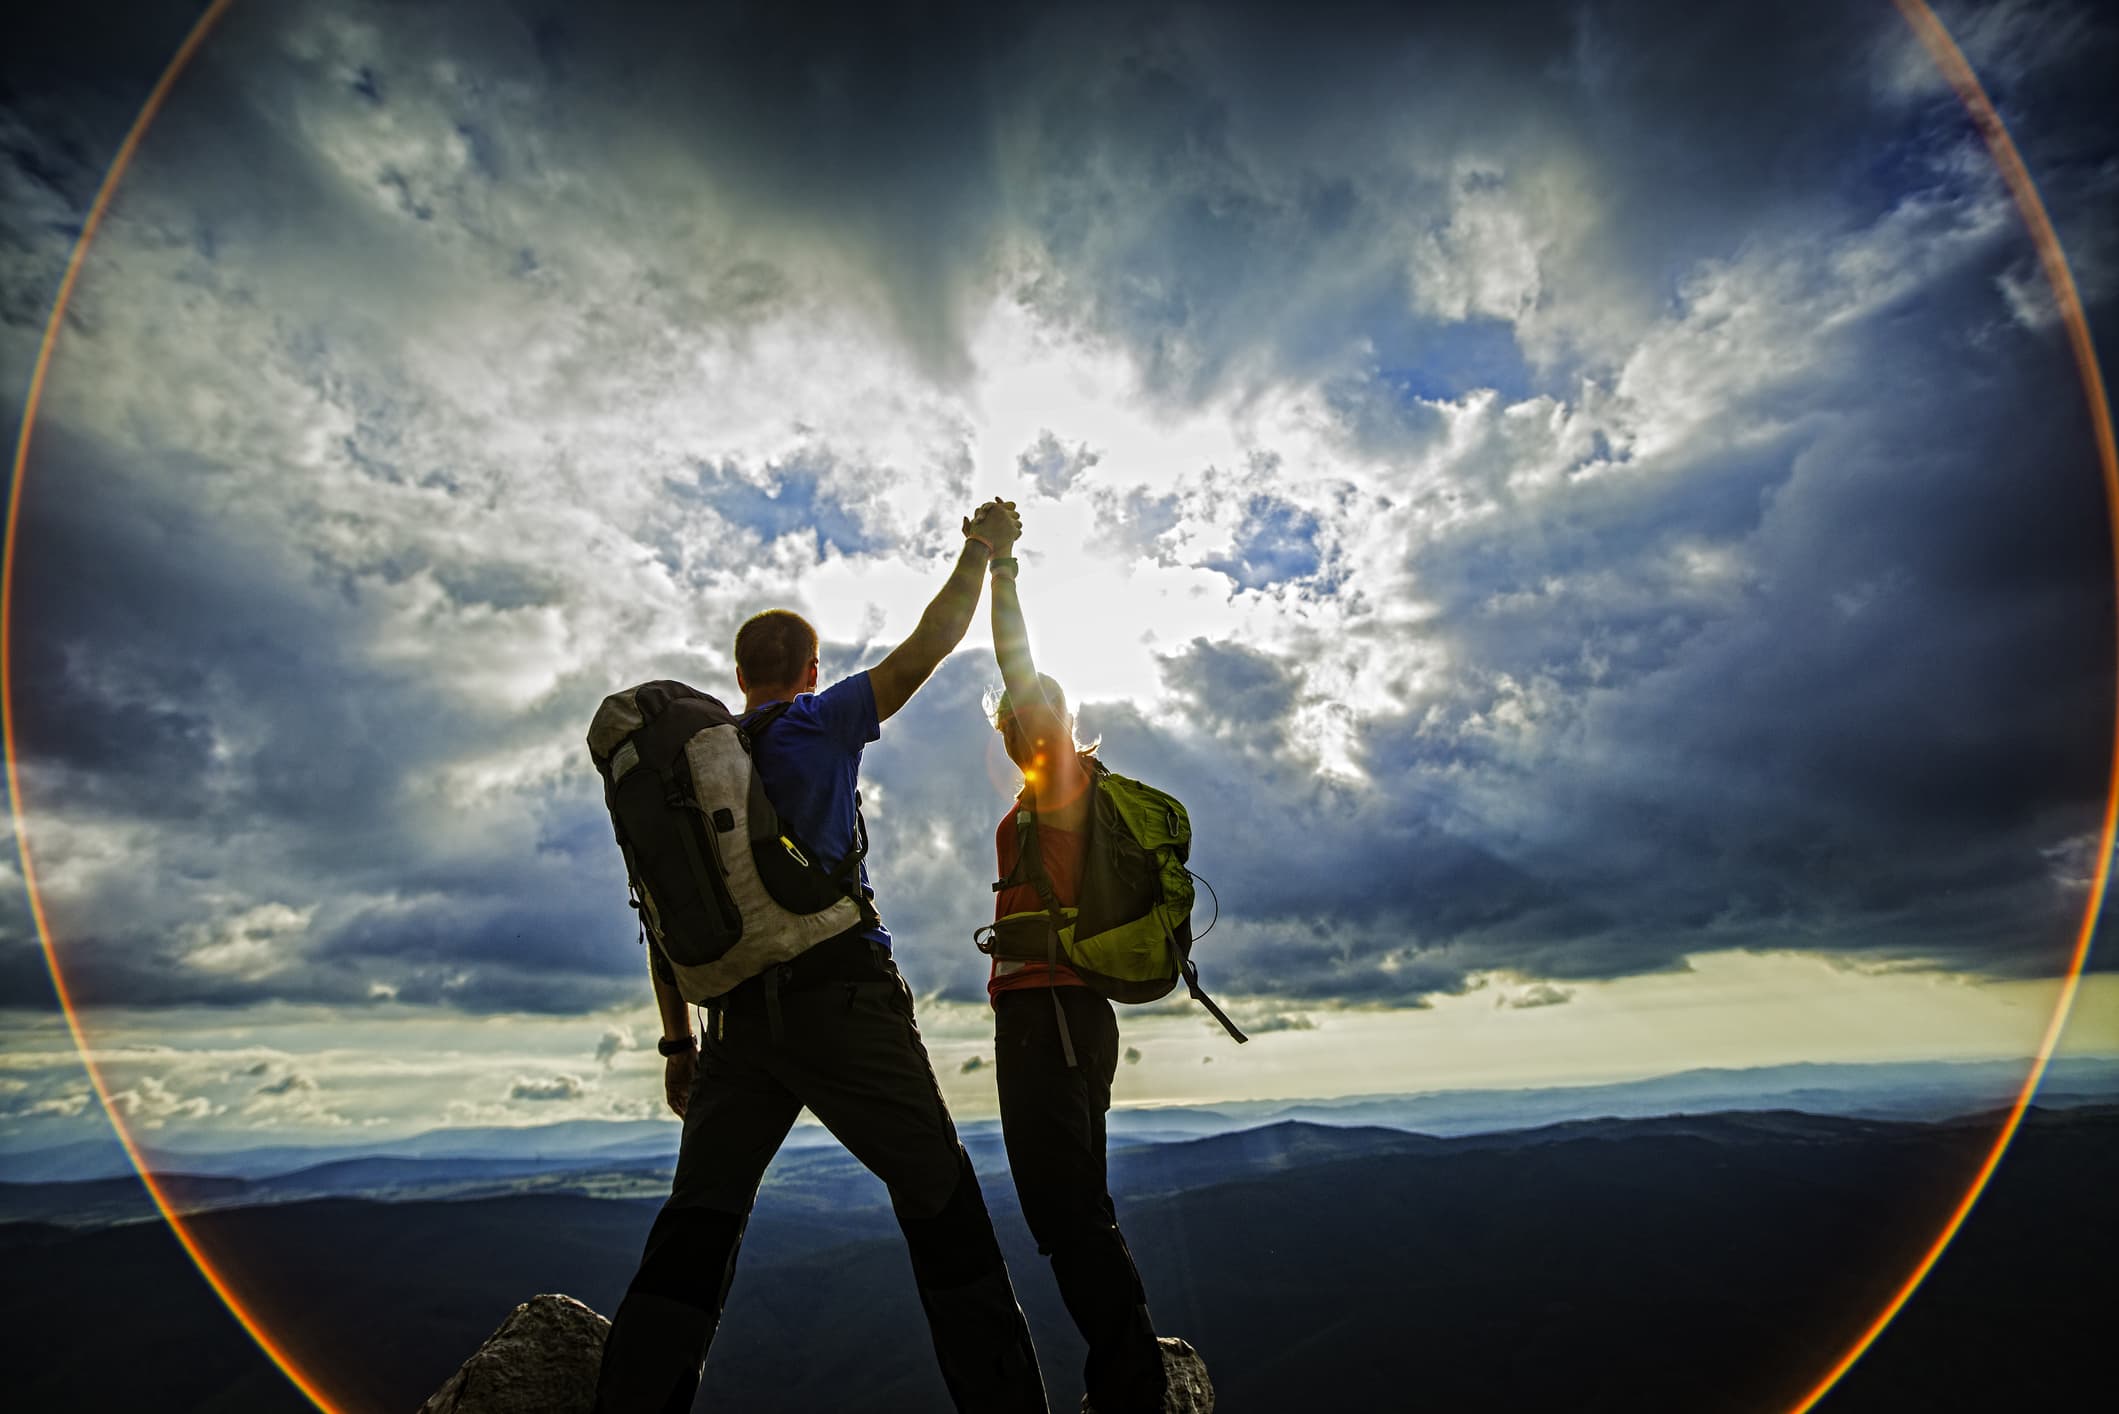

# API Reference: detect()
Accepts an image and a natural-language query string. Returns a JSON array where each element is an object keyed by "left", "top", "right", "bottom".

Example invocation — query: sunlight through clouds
[{"left": 1, "top": 0, "right": 2113, "bottom": 1151}]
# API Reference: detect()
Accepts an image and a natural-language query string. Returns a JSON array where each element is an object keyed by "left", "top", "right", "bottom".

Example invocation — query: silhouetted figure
[{"left": 982, "top": 520, "right": 1170, "bottom": 1414}]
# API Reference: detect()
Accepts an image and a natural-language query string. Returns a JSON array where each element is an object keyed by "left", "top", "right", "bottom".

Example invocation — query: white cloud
[
  {"left": 1499, "top": 983, "right": 1576, "bottom": 1010},
  {"left": 21, "top": 1093, "right": 95, "bottom": 1120},
  {"left": 180, "top": 904, "right": 317, "bottom": 982},
  {"left": 594, "top": 1026, "right": 635, "bottom": 1069},
  {"left": 509, "top": 1073, "right": 591, "bottom": 1103},
  {"left": 1405, "top": 162, "right": 1564, "bottom": 327},
  {"left": 106, "top": 1074, "right": 223, "bottom": 1128}
]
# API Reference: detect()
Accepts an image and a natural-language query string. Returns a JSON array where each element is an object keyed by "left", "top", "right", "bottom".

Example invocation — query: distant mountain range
[
  {"left": 7, "top": 1054, "right": 2113, "bottom": 1186},
  {"left": 3, "top": 1101, "right": 2109, "bottom": 1412}
]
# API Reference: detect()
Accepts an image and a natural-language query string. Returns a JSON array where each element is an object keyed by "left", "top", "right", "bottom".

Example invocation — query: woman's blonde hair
[{"left": 985, "top": 673, "right": 1101, "bottom": 756}]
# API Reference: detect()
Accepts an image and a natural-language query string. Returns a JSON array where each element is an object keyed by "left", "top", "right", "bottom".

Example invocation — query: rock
[
  {"left": 1080, "top": 1337, "right": 1215, "bottom": 1414},
  {"left": 416, "top": 1293, "right": 610, "bottom": 1414}
]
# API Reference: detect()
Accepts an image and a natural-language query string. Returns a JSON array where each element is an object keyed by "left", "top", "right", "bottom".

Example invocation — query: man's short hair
[{"left": 734, "top": 609, "right": 819, "bottom": 690}]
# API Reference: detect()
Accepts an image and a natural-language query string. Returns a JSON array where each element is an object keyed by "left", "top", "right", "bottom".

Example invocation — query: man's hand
[
  {"left": 964, "top": 498, "right": 1021, "bottom": 556},
  {"left": 664, "top": 1051, "right": 696, "bottom": 1119}
]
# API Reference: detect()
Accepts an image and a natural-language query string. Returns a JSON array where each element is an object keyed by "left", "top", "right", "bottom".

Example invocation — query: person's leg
[
  {"left": 996, "top": 987, "right": 1166, "bottom": 1413},
  {"left": 786, "top": 971, "right": 1049, "bottom": 1414},
  {"left": 593, "top": 1021, "right": 801, "bottom": 1414}
]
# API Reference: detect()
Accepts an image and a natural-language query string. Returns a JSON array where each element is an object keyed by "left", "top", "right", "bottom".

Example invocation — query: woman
[{"left": 982, "top": 522, "right": 1169, "bottom": 1414}]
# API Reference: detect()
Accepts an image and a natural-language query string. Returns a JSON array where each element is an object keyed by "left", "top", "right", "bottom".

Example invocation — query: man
[{"left": 594, "top": 499, "right": 1048, "bottom": 1414}]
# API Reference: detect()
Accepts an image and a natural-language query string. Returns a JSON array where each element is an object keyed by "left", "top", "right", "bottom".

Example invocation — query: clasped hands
[{"left": 963, "top": 498, "right": 1021, "bottom": 558}]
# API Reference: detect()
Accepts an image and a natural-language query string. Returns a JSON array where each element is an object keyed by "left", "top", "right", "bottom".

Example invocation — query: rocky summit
[
  {"left": 420, "top": 1293, "right": 1216, "bottom": 1413},
  {"left": 1081, "top": 1338, "right": 1215, "bottom": 1414},
  {"left": 417, "top": 1294, "right": 610, "bottom": 1414}
]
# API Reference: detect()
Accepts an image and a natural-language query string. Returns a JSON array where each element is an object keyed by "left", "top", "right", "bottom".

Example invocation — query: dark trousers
[
  {"left": 595, "top": 954, "right": 1048, "bottom": 1414},
  {"left": 995, "top": 987, "right": 1167, "bottom": 1414}
]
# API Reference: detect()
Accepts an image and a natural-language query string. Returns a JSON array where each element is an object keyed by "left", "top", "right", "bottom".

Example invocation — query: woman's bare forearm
[{"left": 990, "top": 571, "right": 1043, "bottom": 705}]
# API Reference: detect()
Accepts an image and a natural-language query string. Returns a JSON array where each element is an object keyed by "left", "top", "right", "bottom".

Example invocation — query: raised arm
[
  {"left": 869, "top": 500, "right": 1020, "bottom": 723},
  {"left": 989, "top": 528, "right": 1089, "bottom": 803},
  {"left": 990, "top": 554, "right": 1043, "bottom": 714}
]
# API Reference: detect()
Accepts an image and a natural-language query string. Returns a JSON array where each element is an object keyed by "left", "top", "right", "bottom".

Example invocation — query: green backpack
[{"left": 979, "top": 758, "right": 1247, "bottom": 1059}]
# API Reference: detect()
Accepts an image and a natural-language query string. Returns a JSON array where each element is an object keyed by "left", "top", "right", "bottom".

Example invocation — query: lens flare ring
[
  {"left": 0, "top": 12, "right": 353, "bottom": 1413},
  {"left": 1, "top": 2, "right": 2110, "bottom": 1411},
  {"left": 1782, "top": 0, "right": 2119, "bottom": 1406}
]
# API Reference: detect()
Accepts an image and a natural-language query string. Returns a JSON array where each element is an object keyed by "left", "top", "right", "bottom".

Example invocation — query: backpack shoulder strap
[
  {"left": 739, "top": 699, "right": 796, "bottom": 740},
  {"left": 1016, "top": 779, "right": 1080, "bottom": 1067},
  {"left": 740, "top": 698, "right": 880, "bottom": 927}
]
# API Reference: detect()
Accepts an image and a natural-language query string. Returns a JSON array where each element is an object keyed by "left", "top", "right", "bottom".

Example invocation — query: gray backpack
[{"left": 587, "top": 680, "right": 872, "bottom": 1002}]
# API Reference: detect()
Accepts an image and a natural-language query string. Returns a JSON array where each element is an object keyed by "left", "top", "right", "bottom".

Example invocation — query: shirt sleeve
[{"left": 812, "top": 671, "right": 882, "bottom": 752}]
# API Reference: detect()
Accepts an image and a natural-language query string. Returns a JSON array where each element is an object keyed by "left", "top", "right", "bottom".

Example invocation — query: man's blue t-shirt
[{"left": 744, "top": 671, "right": 892, "bottom": 951}]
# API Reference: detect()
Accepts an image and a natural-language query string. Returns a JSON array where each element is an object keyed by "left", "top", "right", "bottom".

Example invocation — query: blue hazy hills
[
  {"left": 9, "top": 1055, "right": 2117, "bottom": 1189},
  {"left": 3, "top": 1057, "right": 2113, "bottom": 1411}
]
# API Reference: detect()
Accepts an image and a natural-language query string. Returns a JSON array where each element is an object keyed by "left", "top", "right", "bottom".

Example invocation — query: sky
[{"left": 2, "top": 0, "right": 2117, "bottom": 1150}]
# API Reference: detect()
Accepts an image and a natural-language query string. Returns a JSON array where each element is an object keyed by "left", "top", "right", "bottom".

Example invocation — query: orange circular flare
[
  {"left": 0, "top": 4, "right": 2110, "bottom": 1413},
  {"left": 0, "top": 2, "right": 343, "bottom": 1411},
  {"left": 1782, "top": 2, "right": 2119, "bottom": 1407}
]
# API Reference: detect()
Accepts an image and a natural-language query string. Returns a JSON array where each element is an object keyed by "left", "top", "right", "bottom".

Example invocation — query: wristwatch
[{"left": 657, "top": 1034, "right": 698, "bottom": 1057}]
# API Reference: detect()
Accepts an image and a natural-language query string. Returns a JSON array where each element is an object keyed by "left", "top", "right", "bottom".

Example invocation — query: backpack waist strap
[
  {"left": 976, "top": 910, "right": 1074, "bottom": 962},
  {"left": 712, "top": 928, "right": 893, "bottom": 1010}
]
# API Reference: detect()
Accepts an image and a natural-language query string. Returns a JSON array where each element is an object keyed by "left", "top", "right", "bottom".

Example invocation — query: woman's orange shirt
[{"left": 988, "top": 802, "right": 1088, "bottom": 1001}]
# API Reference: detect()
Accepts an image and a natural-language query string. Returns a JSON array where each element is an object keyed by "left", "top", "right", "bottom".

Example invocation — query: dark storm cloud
[
  {"left": 0, "top": 1, "right": 215, "bottom": 344},
  {"left": 1161, "top": 639, "right": 1303, "bottom": 753},
  {"left": 495, "top": 0, "right": 1035, "bottom": 378},
  {"left": 1386, "top": 274, "right": 2116, "bottom": 979},
  {"left": 1, "top": 0, "right": 2112, "bottom": 1027},
  {"left": 2, "top": 423, "right": 645, "bottom": 1014},
  {"left": 991, "top": 0, "right": 1890, "bottom": 398},
  {"left": 0, "top": 930, "right": 57, "bottom": 1015}
]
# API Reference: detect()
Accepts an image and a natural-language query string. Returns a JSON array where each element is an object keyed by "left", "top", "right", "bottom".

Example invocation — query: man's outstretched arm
[{"left": 869, "top": 501, "right": 1019, "bottom": 722}]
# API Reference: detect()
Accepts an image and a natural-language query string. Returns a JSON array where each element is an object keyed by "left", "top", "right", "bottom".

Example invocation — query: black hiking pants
[
  {"left": 594, "top": 939, "right": 1048, "bottom": 1414},
  {"left": 995, "top": 987, "right": 1167, "bottom": 1414}
]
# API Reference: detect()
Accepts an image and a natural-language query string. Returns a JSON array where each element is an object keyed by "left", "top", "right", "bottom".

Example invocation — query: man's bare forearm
[
  {"left": 871, "top": 540, "right": 995, "bottom": 720},
  {"left": 909, "top": 541, "right": 994, "bottom": 661},
  {"left": 650, "top": 956, "right": 692, "bottom": 1043},
  {"left": 872, "top": 501, "right": 1017, "bottom": 721}
]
